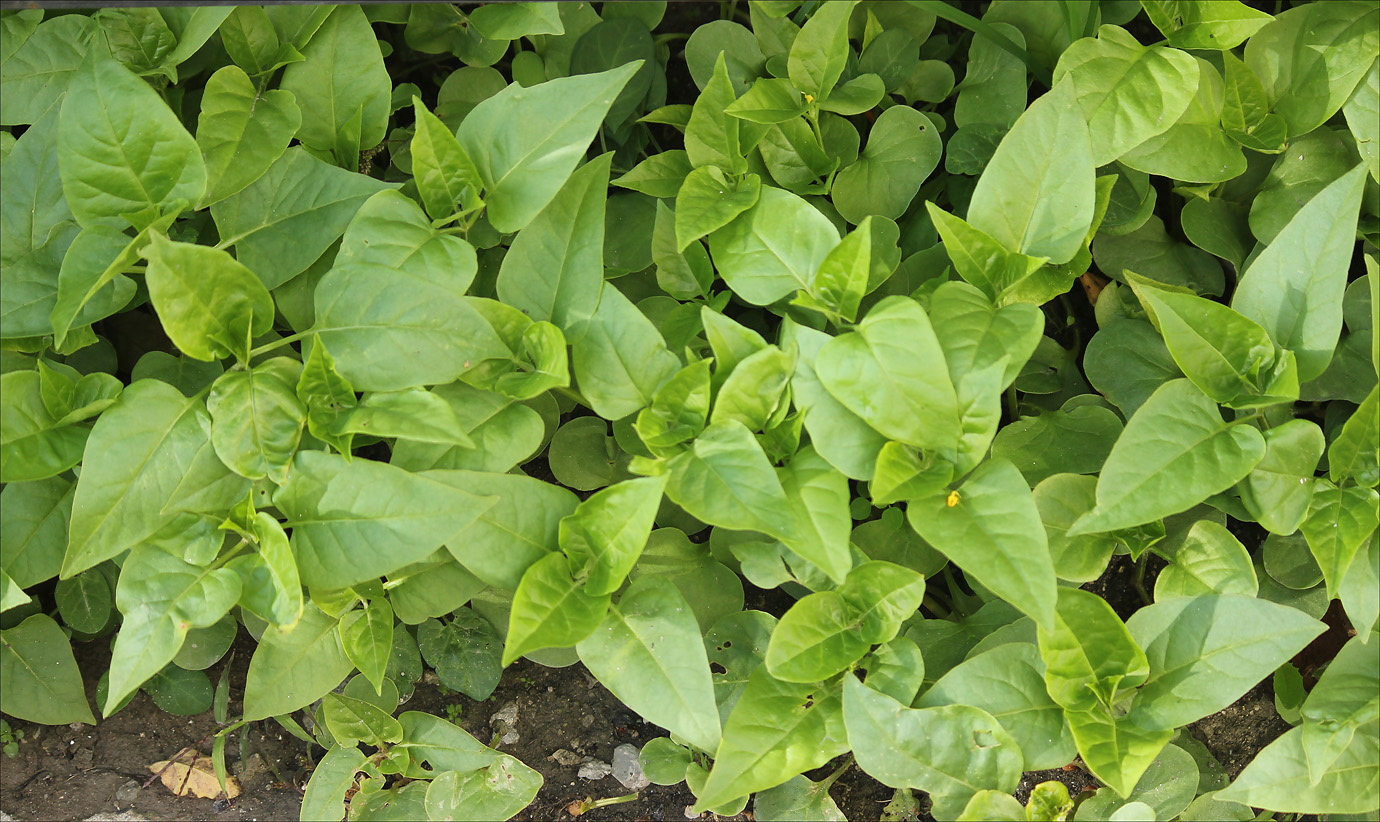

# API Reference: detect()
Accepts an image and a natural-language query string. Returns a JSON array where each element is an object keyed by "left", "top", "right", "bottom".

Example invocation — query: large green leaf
[
  {"left": 424, "top": 757, "right": 543, "bottom": 822},
  {"left": 907, "top": 458, "right": 1057, "bottom": 630},
  {"left": 570, "top": 286, "right": 679, "bottom": 421},
  {"left": 832, "top": 106, "right": 941, "bottom": 224},
  {"left": 576, "top": 576, "right": 721, "bottom": 754},
  {"left": 0, "top": 108, "right": 70, "bottom": 268},
  {"left": 211, "top": 147, "right": 392, "bottom": 290},
  {"left": 1052, "top": 25, "right": 1199, "bottom": 166},
  {"left": 1066, "top": 709, "right": 1175, "bottom": 799},
  {"left": 495, "top": 153, "right": 610, "bottom": 339},
  {"left": 243, "top": 602, "right": 353, "bottom": 721},
  {"left": 967, "top": 80, "right": 1095, "bottom": 265},
  {"left": 0, "top": 613, "right": 95, "bottom": 724},
  {"left": 1218, "top": 722, "right": 1379, "bottom": 814},
  {"left": 815, "top": 296, "right": 958, "bottom": 452},
  {"left": 62, "top": 380, "right": 207, "bottom": 578},
  {"left": 279, "top": 5, "right": 389, "bottom": 159},
  {"left": 707, "top": 186, "right": 839, "bottom": 306},
  {"left": 1243, "top": 1, "right": 1379, "bottom": 138},
  {"left": 503, "top": 551, "right": 609, "bottom": 665},
  {"left": 1329, "top": 386, "right": 1380, "bottom": 487},
  {"left": 195, "top": 65, "right": 301, "bottom": 207},
  {"left": 1126, "top": 594, "right": 1325, "bottom": 730},
  {"left": 1231, "top": 165, "right": 1368, "bottom": 382},
  {"left": 312, "top": 260, "right": 507, "bottom": 393},
  {"left": 781, "top": 320, "right": 886, "bottom": 481},
  {"left": 106, "top": 543, "right": 240, "bottom": 713},
  {"left": 918, "top": 642, "right": 1076, "bottom": 771},
  {"left": 1155, "top": 520, "right": 1258, "bottom": 599},
  {"left": 58, "top": 48, "right": 204, "bottom": 227},
  {"left": 662, "top": 420, "right": 797, "bottom": 543},
  {"left": 1037, "top": 587, "right": 1148, "bottom": 713},
  {"left": 0, "top": 14, "right": 91, "bottom": 126},
  {"left": 844, "top": 677, "right": 1022, "bottom": 820},
  {"left": 144, "top": 234, "right": 275, "bottom": 363},
  {"left": 274, "top": 450, "right": 497, "bottom": 589},
  {"left": 457, "top": 64, "right": 641, "bottom": 233},
  {"left": 1143, "top": 0, "right": 1273, "bottom": 50},
  {"left": 1299, "top": 480, "right": 1380, "bottom": 600},
  {"left": 0, "top": 369, "right": 89, "bottom": 483},
  {"left": 0, "top": 476, "right": 72, "bottom": 589},
  {"left": 334, "top": 189, "right": 476, "bottom": 289},
  {"left": 561, "top": 475, "right": 666, "bottom": 596},
  {"left": 764, "top": 591, "right": 871, "bottom": 684},
  {"left": 1069, "top": 380, "right": 1266, "bottom": 535},
  {"left": 695, "top": 666, "right": 847, "bottom": 808},
  {"left": 786, "top": 0, "right": 855, "bottom": 100}
]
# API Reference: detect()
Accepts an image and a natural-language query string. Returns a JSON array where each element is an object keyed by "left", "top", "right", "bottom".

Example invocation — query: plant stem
[
  {"left": 248, "top": 331, "right": 312, "bottom": 359},
  {"left": 820, "top": 755, "right": 854, "bottom": 790}
]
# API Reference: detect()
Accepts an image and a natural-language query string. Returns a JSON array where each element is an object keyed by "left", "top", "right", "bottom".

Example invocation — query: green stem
[
  {"left": 1132, "top": 551, "right": 1152, "bottom": 606},
  {"left": 554, "top": 384, "right": 590, "bottom": 409},
  {"left": 248, "top": 330, "right": 312, "bottom": 359},
  {"left": 820, "top": 755, "right": 853, "bottom": 790},
  {"left": 909, "top": 0, "right": 1050, "bottom": 87}
]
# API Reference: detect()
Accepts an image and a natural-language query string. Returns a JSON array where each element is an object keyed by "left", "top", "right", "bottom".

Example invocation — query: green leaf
[
  {"left": 577, "top": 576, "right": 721, "bottom": 754},
  {"left": 1301, "top": 634, "right": 1379, "bottom": 782},
  {"left": 1126, "top": 594, "right": 1326, "bottom": 730},
  {"left": 504, "top": 552, "right": 609, "bottom": 666},
  {"left": 1, "top": 14, "right": 91, "bottom": 126},
  {"left": 797, "top": 216, "right": 872, "bottom": 323},
  {"left": 675, "top": 166, "right": 762, "bottom": 252},
  {"left": 906, "top": 458, "right": 1057, "bottom": 631},
  {"left": 1232, "top": 165, "right": 1368, "bottom": 381},
  {"left": 819, "top": 73, "right": 886, "bottom": 115},
  {"left": 991, "top": 403, "right": 1123, "bottom": 487},
  {"left": 243, "top": 603, "right": 353, "bottom": 721},
  {"left": 339, "top": 598, "right": 392, "bottom": 696},
  {"left": 296, "top": 337, "right": 355, "bottom": 455},
  {"left": 1127, "top": 270, "right": 1296, "bottom": 407},
  {"left": 0, "top": 613, "right": 95, "bottom": 724},
  {"left": 62, "top": 380, "right": 207, "bottom": 577},
  {"left": 781, "top": 321, "right": 886, "bottom": 480},
  {"left": 0, "top": 369, "right": 89, "bottom": 483},
  {"left": 411, "top": 98, "right": 482, "bottom": 221},
  {"left": 686, "top": 52, "right": 749, "bottom": 175},
  {"left": 708, "top": 185, "right": 838, "bottom": 306},
  {"left": 234, "top": 512, "right": 302, "bottom": 629},
  {"left": 1069, "top": 380, "right": 1266, "bottom": 535},
  {"left": 787, "top": 0, "right": 856, "bottom": 101},
  {"left": 205, "top": 360, "right": 304, "bottom": 485},
  {"left": 711, "top": 344, "right": 793, "bottom": 432},
  {"left": 58, "top": 47, "right": 205, "bottom": 227},
  {"left": 274, "top": 450, "right": 497, "bottom": 589},
  {"left": 1093, "top": 214, "right": 1226, "bottom": 295},
  {"left": 457, "top": 64, "right": 641, "bottom": 233},
  {"left": 107, "top": 544, "right": 240, "bottom": 713},
  {"left": 335, "top": 189, "right": 475, "bottom": 289},
  {"left": 927, "top": 206, "right": 1047, "bottom": 303},
  {"left": 1074, "top": 740, "right": 1199, "bottom": 820},
  {"left": 495, "top": 153, "right": 610, "bottom": 339},
  {"left": 195, "top": 65, "right": 301, "bottom": 207},
  {"left": 1299, "top": 480, "right": 1380, "bottom": 600},
  {"left": 1143, "top": 0, "right": 1273, "bottom": 50},
  {"left": 1329, "top": 386, "right": 1380, "bottom": 487},
  {"left": 329, "top": 388, "right": 472, "bottom": 447},
  {"left": 753, "top": 774, "right": 847, "bottom": 822},
  {"left": 47, "top": 226, "right": 139, "bottom": 349},
  {"left": 390, "top": 384, "right": 544, "bottom": 475},
  {"left": 322, "top": 691, "right": 403, "bottom": 748},
  {"left": 1118, "top": 57, "right": 1247, "bottom": 185},
  {"left": 695, "top": 667, "right": 847, "bottom": 808},
  {"left": 1243, "top": 1, "right": 1379, "bottom": 139},
  {"left": 418, "top": 609, "right": 501, "bottom": 701},
  {"left": 636, "top": 359, "right": 712, "bottom": 456},
  {"left": 279, "top": 5, "right": 388, "bottom": 158},
  {"left": 815, "top": 296, "right": 958, "bottom": 452},
  {"left": 918, "top": 642, "right": 1076, "bottom": 771},
  {"left": 662, "top": 420, "right": 797, "bottom": 543},
  {"left": 844, "top": 677, "right": 1022, "bottom": 819},
  {"left": 424, "top": 758, "right": 543, "bottom": 820},
  {"left": 1052, "top": 25, "right": 1200, "bottom": 166},
  {"left": 0, "top": 476, "right": 72, "bottom": 589},
  {"left": 570, "top": 286, "right": 680, "bottom": 421},
  {"left": 1217, "top": 722, "right": 1379, "bottom": 814},
  {"left": 1083, "top": 320, "right": 1182, "bottom": 417},
  {"left": 468, "top": 1, "right": 562, "bottom": 38},
  {"left": 569, "top": 17, "right": 654, "bottom": 127},
  {"left": 1344, "top": 58, "right": 1379, "bottom": 182},
  {"left": 55, "top": 567, "right": 111, "bottom": 634},
  {"left": 145, "top": 234, "right": 274, "bottom": 363},
  {"left": 561, "top": 475, "right": 666, "bottom": 596},
  {"left": 312, "top": 260, "right": 506, "bottom": 393},
  {"left": 1239, "top": 418, "right": 1326, "bottom": 535},
  {"left": 726, "top": 77, "right": 806, "bottom": 124},
  {"left": 300, "top": 746, "right": 366, "bottom": 822},
  {"left": 967, "top": 80, "right": 1095, "bottom": 264},
  {"left": 778, "top": 447, "right": 853, "bottom": 584},
  {"left": 211, "top": 147, "right": 392, "bottom": 290},
  {"left": 613, "top": 150, "right": 693, "bottom": 199},
  {"left": 1155, "top": 520, "right": 1258, "bottom": 599},
  {"left": 2, "top": 109, "right": 72, "bottom": 268},
  {"left": 764, "top": 591, "right": 871, "bottom": 683},
  {"left": 1065, "top": 709, "right": 1173, "bottom": 799},
  {"left": 833, "top": 106, "right": 941, "bottom": 224},
  {"left": 1037, "top": 587, "right": 1148, "bottom": 713}
]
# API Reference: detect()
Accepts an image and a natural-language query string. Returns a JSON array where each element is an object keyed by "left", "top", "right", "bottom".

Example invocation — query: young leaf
[
  {"left": 832, "top": 106, "right": 941, "bottom": 224},
  {"left": 339, "top": 598, "right": 393, "bottom": 696},
  {"left": 1066, "top": 709, "right": 1174, "bottom": 799},
  {"left": 504, "top": 552, "right": 609, "bottom": 666},
  {"left": 570, "top": 286, "right": 680, "bottom": 421},
  {"left": 1037, "top": 587, "right": 1149, "bottom": 713},
  {"left": 675, "top": 166, "right": 762, "bottom": 252},
  {"left": 1299, "top": 480, "right": 1380, "bottom": 600},
  {"left": 786, "top": 0, "right": 857, "bottom": 101},
  {"left": 411, "top": 97, "right": 482, "bottom": 220},
  {"left": 1238, "top": 419, "right": 1326, "bottom": 535},
  {"left": 708, "top": 185, "right": 838, "bottom": 305},
  {"left": 686, "top": 52, "right": 747, "bottom": 174},
  {"left": 561, "top": 475, "right": 667, "bottom": 596},
  {"left": 206, "top": 359, "right": 306, "bottom": 483},
  {"left": 765, "top": 591, "right": 870, "bottom": 683},
  {"left": 279, "top": 5, "right": 389, "bottom": 158},
  {"left": 144, "top": 234, "right": 275, "bottom": 364},
  {"left": 1327, "top": 384, "right": 1379, "bottom": 487},
  {"left": 662, "top": 420, "right": 797, "bottom": 544}
]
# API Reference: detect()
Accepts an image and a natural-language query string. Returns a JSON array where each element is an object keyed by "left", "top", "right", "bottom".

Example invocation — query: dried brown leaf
[{"left": 148, "top": 748, "right": 240, "bottom": 799}]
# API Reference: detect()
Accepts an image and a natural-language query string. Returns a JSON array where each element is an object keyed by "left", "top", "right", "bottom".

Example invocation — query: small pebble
[
  {"left": 114, "top": 779, "right": 141, "bottom": 808},
  {"left": 548, "top": 749, "right": 583, "bottom": 767},
  {"left": 611, "top": 743, "right": 650, "bottom": 791},
  {"left": 578, "top": 758, "right": 612, "bottom": 781}
]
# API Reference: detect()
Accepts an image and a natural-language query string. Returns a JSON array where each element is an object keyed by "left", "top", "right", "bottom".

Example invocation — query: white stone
[{"left": 611, "top": 743, "right": 650, "bottom": 791}]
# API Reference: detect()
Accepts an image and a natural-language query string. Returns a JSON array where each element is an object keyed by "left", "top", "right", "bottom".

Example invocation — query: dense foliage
[{"left": 1, "top": 1, "right": 1377, "bottom": 820}]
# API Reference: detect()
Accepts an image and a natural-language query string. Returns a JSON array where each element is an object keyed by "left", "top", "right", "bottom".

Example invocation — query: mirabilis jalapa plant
[{"left": 0, "top": 0, "right": 1377, "bottom": 820}]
